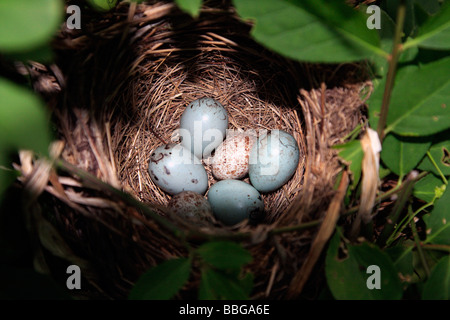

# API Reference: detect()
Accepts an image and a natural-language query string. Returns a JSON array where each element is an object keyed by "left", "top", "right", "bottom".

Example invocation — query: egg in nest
[
  {"left": 211, "top": 132, "right": 257, "bottom": 180},
  {"left": 168, "top": 191, "right": 214, "bottom": 223}
]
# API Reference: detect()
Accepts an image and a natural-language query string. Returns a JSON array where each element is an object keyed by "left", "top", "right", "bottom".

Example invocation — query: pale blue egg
[
  {"left": 179, "top": 97, "right": 228, "bottom": 159},
  {"left": 249, "top": 130, "right": 300, "bottom": 193},
  {"left": 148, "top": 143, "right": 208, "bottom": 195},
  {"left": 208, "top": 180, "right": 264, "bottom": 226}
]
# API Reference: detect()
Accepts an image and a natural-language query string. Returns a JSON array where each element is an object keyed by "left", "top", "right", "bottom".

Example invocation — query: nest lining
[
  {"left": 16, "top": 1, "right": 371, "bottom": 299},
  {"left": 116, "top": 50, "right": 308, "bottom": 224}
]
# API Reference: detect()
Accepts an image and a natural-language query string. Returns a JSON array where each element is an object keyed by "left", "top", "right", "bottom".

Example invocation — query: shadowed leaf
[
  {"left": 423, "top": 186, "right": 450, "bottom": 246},
  {"left": 326, "top": 232, "right": 403, "bottom": 300},
  {"left": 418, "top": 134, "right": 450, "bottom": 177},
  {"left": 129, "top": 258, "right": 191, "bottom": 300},
  {"left": 198, "top": 268, "right": 251, "bottom": 300},
  {"left": 232, "top": 0, "right": 385, "bottom": 63},
  {"left": 422, "top": 255, "right": 450, "bottom": 300},
  {"left": 197, "top": 241, "right": 252, "bottom": 270}
]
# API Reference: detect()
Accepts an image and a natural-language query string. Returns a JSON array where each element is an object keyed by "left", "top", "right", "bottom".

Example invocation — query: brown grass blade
[{"left": 285, "top": 170, "right": 349, "bottom": 299}]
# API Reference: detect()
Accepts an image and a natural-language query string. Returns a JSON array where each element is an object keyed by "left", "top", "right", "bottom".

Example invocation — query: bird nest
[{"left": 16, "top": 1, "right": 371, "bottom": 299}]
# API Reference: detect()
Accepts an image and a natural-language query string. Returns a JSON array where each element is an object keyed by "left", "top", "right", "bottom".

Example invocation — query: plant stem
[
  {"left": 376, "top": 170, "right": 417, "bottom": 247},
  {"left": 385, "top": 200, "right": 434, "bottom": 246},
  {"left": 410, "top": 205, "right": 430, "bottom": 278},
  {"left": 344, "top": 170, "right": 428, "bottom": 216},
  {"left": 395, "top": 242, "right": 450, "bottom": 269},
  {"left": 422, "top": 244, "right": 450, "bottom": 253},
  {"left": 427, "top": 151, "right": 449, "bottom": 185},
  {"left": 376, "top": 0, "right": 406, "bottom": 142},
  {"left": 340, "top": 123, "right": 362, "bottom": 142}
]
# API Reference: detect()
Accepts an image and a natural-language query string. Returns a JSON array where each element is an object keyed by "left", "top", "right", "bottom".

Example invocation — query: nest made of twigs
[{"left": 15, "top": 0, "right": 371, "bottom": 299}]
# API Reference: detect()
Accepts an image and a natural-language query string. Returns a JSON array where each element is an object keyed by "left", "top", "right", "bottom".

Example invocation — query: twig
[
  {"left": 422, "top": 244, "right": 450, "bottom": 253},
  {"left": 377, "top": 0, "right": 406, "bottom": 142},
  {"left": 410, "top": 205, "right": 430, "bottom": 278}
]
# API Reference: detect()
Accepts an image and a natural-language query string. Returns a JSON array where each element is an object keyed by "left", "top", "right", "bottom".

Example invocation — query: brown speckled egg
[
  {"left": 211, "top": 132, "right": 257, "bottom": 180},
  {"left": 168, "top": 191, "right": 213, "bottom": 222}
]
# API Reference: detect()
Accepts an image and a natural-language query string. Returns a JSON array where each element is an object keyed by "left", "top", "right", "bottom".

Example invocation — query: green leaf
[
  {"left": 3, "top": 43, "right": 54, "bottom": 63},
  {"left": 422, "top": 255, "right": 450, "bottom": 300},
  {"left": 404, "top": 1, "right": 450, "bottom": 50},
  {"left": 87, "top": 0, "right": 118, "bottom": 12},
  {"left": 423, "top": 186, "right": 450, "bottom": 246},
  {"left": 335, "top": 140, "right": 364, "bottom": 190},
  {"left": 0, "top": 0, "right": 63, "bottom": 53},
  {"left": 238, "top": 272, "right": 254, "bottom": 297},
  {"left": 381, "top": 0, "right": 441, "bottom": 37},
  {"left": 413, "top": 173, "right": 446, "bottom": 203},
  {"left": 414, "top": 0, "right": 441, "bottom": 15},
  {"left": 198, "top": 268, "right": 250, "bottom": 300},
  {"left": 232, "top": 0, "right": 386, "bottom": 63},
  {"left": 367, "top": 66, "right": 418, "bottom": 131},
  {"left": 370, "top": 9, "right": 395, "bottom": 76},
  {"left": 381, "top": 0, "right": 417, "bottom": 38},
  {"left": 411, "top": 245, "right": 445, "bottom": 281},
  {"left": 418, "top": 135, "right": 450, "bottom": 177},
  {"left": 384, "top": 57, "right": 450, "bottom": 136},
  {"left": 0, "top": 78, "right": 52, "bottom": 157},
  {"left": 175, "top": 0, "right": 202, "bottom": 18},
  {"left": 379, "top": 162, "right": 392, "bottom": 180},
  {"left": 399, "top": 40, "right": 419, "bottom": 63},
  {"left": 367, "top": 77, "right": 385, "bottom": 131},
  {"left": 379, "top": 8, "right": 396, "bottom": 52},
  {"left": 413, "top": 4, "right": 432, "bottom": 35},
  {"left": 386, "top": 244, "right": 414, "bottom": 277},
  {"left": 128, "top": 257, "right": 191, "bottom": 300},
  {"left": 326, "top": 232, "right": 403, "bottom": 300},
  {"left": 196, "top": 241, "right": 252, "bottom": 270},
  {"left": 381, "top": 133, "right": 431, "bottom": 177}
]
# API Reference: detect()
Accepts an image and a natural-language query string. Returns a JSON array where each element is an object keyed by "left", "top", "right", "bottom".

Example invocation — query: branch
[{"left": 377, "top": 0, "right": 406, "bottom": 142}]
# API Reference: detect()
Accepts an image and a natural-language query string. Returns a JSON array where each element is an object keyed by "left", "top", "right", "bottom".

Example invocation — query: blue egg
[
  {"left": 249, "top": 130, "right": 300, "bottom": 193},
  {"left": 148, "top": 143, "right": 208, "bottom": 195},
  {"left": 207, "top": 180, "right": 264, "bottom": 226},
  {"left": 179, "top": 97, "right": 228, "bottom": 159}
]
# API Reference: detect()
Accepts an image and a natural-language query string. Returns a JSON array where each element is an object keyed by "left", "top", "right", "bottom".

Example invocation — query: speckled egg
[
  {"left": 249, "top": 130, "right": 300, "bottom": 193},
  {"left": 148, "top": 143, "right": 208, "bottom": 195},
  {"left": 168, "top": 191, "right": 214, "bottom": 222},
  {"left": 179, "top": 97, "right": 228, "bottom": 159},
  {"left": 208, "top": 180, "right": 264, "bottom": 226},
  {"left": 212, "top": 132, "right": 257, "bottom": 180}
]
